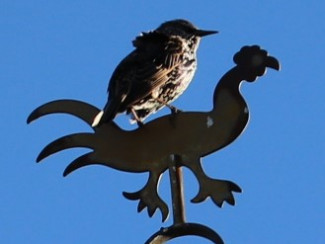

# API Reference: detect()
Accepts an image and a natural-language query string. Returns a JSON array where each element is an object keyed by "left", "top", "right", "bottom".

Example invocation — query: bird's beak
[{"left": 195, "top": 29, "right": 218, "bottom": 37}]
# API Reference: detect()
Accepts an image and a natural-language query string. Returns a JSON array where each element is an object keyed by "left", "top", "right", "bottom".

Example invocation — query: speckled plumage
[{"left": 93, "top": 19, "right": 217, "bottom": 126}]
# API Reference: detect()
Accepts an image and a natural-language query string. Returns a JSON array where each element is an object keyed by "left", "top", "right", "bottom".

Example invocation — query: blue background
[{"left": 1, "top": 0, "right": 324, "bottom": 243}]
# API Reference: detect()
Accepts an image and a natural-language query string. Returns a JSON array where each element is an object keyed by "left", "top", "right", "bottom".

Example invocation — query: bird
[{"left": 92, "top": 19, "right": 217, "bottom": 127}]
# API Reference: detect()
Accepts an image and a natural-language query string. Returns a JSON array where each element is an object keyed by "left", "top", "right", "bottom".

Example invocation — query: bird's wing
[
  {"left": 133, "top": 31, "right": 184, "bottom": 70},
  {"left": 131, "top": 32, "right": 185, "bottom": 96},
  {"left": 107, "top": 32, "right": 185, "bottom": 107}
]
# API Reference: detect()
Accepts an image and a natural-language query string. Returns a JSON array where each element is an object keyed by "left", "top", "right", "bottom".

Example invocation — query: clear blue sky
[{"left": 1, "top": 0, "right": 324, "bottom": 243}]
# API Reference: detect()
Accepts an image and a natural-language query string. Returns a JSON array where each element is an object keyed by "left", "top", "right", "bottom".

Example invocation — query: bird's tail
[
  {"left": 92, "top": 100, "right": 119, "bottom": 127},
  {"left": 92, "top": 110, "right": 105, "bottom": 127}
]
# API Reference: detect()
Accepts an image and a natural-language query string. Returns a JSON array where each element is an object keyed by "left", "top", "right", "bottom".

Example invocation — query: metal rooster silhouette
[{"left": 28, "top": 45, "right": 279, "bottom": 242}]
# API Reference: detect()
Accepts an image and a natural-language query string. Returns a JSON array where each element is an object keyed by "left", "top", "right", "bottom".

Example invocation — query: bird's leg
[
  {"left": 130, "top": 108, "right": 144, "bottom": 127},
  {"left": 180, "top": 155, "right": 242, "bottom": 207},
  {"left": 154, "top": 98, "right": 182, "bottom": 114},
  {"left": 168, "top": 104, "right": 182, "bottom": 114},
  {"left": 137, "top": 121, "right": 144, "bottom": 127},
  {"left": 123, "top": 171, "right": 169, "bottom": 221}
]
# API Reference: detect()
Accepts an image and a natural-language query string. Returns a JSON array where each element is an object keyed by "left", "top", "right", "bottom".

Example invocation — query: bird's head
[{"left": 155, "top": 19, "right": 218, "bottom": 40}]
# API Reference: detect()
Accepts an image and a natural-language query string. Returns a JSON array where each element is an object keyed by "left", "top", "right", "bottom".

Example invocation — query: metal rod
[{"left": 168, "top": 154, "right": 186, "bottom": 225}]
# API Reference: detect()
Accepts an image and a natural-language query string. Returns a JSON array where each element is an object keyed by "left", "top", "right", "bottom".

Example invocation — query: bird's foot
[
  {"left": 154, "top": 97, "right": 182, "bottom": 114},
  {"left": 168, "top": 105, "right": 182, "bottom": 126},
  {"left": 181, "top": 155, "right": 242, "bottom": 207},
  {"left": 168, "top": 104, "right": 182, "bottom": 114},
  {"left": 123, "top": 182, "right": 169, "bottom": 222},
  {"left": 169, "top": 105, "right": 183, "bottom": 114},
  {"left": 191, "top": 177, "right": 242, "bottom": 207},
  {"left": 130, "top": 108, "right": 145, "bottom": 127},
  {"left": 136, "top": 120, "right": 144, "bottom": 127}
]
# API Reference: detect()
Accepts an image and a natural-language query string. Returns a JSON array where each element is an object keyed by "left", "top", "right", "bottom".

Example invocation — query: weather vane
[{"left": 27, "top": 20, "right": 280, "bottom": 244}]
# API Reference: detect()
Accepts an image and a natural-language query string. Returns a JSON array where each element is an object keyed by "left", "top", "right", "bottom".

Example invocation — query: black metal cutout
[
  {"left": 28, "top": 45, "right": 280, "bottom": 243},
  {"left": 145, "top": 223, "right": 224, "bottom": 244}
]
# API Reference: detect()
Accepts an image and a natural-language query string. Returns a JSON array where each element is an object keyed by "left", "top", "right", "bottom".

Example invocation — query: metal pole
[{"left": 168, "top": 154, "right": 186, "bottom": 225}]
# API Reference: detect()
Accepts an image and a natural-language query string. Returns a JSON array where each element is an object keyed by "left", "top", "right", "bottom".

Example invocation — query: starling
[{"left": 92, "top": 19, "right": 217, "bottom": 127}]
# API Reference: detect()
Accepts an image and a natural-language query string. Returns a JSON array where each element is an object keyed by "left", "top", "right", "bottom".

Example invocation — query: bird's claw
[
  {"left": 123, "top": 185, "right": 169, "bottom": 221},
  {"left": 170, "top": 106, "right": 182, "bottom": 114},
  {"left": 136, "top": 120, "right": 144, "bottom": 127},
  {"left": 191, "top": 178, "right": 242, "bottom": 207},
  {"left": 160, "top": 101, "right": 182, "bottom": 115}
]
